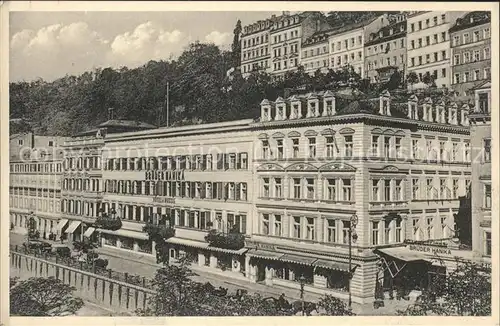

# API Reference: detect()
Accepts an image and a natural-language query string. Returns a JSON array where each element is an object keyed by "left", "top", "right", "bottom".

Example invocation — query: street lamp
[
  {"left": 348, "top": 213, "right": 358, "bottom": 310},
  {"left": 298, "top": 274, "right": 306, "bottom": 316}
]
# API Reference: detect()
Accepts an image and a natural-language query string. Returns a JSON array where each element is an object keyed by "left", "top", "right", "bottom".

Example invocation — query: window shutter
[
  {"left": 217, "top": 182, "right": 223, "bottom": 200},
  {"left": 201, "top": 182, "right": 206, "bottom": 198},
  {"left": 235, "top": 183, "right": 241, "bottom": 200},
  {"left": 237, "top": 154, "right": 242, "bottom": 169},
  {"left": 191, "top": 181, "right": 196, "bottom": 198},
  {"left": 217, "top": 154, "right": 223, "bottom": 170}
]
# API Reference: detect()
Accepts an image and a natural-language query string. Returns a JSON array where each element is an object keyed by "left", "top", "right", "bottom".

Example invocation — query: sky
[{"left": 9, "top": 11, "right": 281, "bottom": 82}]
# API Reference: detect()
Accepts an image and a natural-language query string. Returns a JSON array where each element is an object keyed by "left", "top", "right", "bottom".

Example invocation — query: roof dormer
[
  {"left": 322, "top": 90, "right": 336, "bottom": 117},
  {"left": 275, "top": 97, "right": 287, "bottom": 121},
  {"left": 379, "top": 90, "right": 391, "bottom": 116},
  {"left": 422, "top": 97, "right": 433, "bottom": 122},
  {"left": 288, "top": 95, "right": 302, "bottom": 119},
  {"left": 460, "top": 104, "right": 469, "bottom": 126},
  {"left": 408, "top": 94, "right": 418, "bottom": 119},
  {"left": 260, "top": 98, "right": 273, "bottom": 122},
  {"left": 306, "top": 93, "right": 320, "bottom": 118},
  {"left": 448, "top": 102, "right": 458, "bottom": 125},
  {"left": 435, "top": 100, "right": 446, "bottom": 124}
]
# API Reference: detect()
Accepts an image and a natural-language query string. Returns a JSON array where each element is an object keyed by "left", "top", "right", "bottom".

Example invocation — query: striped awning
[
  {"left": 313, "top": 259, "right": 352, "bottom": 272},
  {"left": 246, "top": 249, "right": 284, "bottom": 261},
  {"left": 208, "top": 246, "right": 248, "bottom": 255},
  {"left": 83, "top": 227, "right": 96, "bottom": 238},
  {"left": 65, "top": 221, "right": 81, "bottom": 234},
  {"left": 279, "top": 253, "right": 317, "bottom": 266},
  {"left": 166, "top": 237, "right": 209, "bottom": 249},
  {"left": 56, "top": 219, "right": 68, "bottom": 232},
  {"left": 97, "top": 228, "right": 149, "bottom": 240}
]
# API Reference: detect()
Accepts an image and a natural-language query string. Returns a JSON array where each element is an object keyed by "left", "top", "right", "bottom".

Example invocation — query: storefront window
[
  {"left": 137, "top": 240, "right": 152, "bottom": 253},
  {"left": 325, "top": 270, "right": 350, "bottom": 291}
]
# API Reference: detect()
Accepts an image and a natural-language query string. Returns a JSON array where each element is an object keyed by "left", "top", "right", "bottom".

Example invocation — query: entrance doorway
[{"left": 257, "top": 263, "right": 266, "bottom": 282}]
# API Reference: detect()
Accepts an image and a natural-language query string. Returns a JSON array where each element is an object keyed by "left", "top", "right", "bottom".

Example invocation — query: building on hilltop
[
  {"left": 406, "top": 11, "right": 467, "bottom": 90},
  {"left": 364, "top": 18, "right": 407, "bottom": 84},
  {"left": 449, "top": 11, "right": 491, "bottom": 99}
]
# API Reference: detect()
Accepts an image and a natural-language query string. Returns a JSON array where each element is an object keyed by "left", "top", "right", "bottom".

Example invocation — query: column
[
  {"left": 245, "top": 255, "right": 251, "bottom": 279},
  {"left": 133, "top": 241, "right": 139, "bottom": 252},
  {"left": 198, "top": 253, "right": 205, "bottom": 267},
  {"left": 265, "top": 266, "right": 274, "bottom": 286},
  {"left": 209, "top": 254, "right": 217, "bottom": 268},
  {"left": 132, "top": 205, "right": 137, "bottom": 221}
]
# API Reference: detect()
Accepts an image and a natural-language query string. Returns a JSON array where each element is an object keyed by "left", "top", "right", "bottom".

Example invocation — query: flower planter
[
  {"left": 204, "top": 229, "right": 245, "bottom": 250},
  {"left": 94, "top": 217, "right": 122, "bottom": 231}
]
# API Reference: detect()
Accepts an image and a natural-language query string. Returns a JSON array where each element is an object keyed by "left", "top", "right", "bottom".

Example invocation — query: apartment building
[
  {"left": 469, "top": 81, "right": 491, "bottom": 264},
  {"left": 100, "top": 119, "right": 255, "bottom": 276},
  {"left": 270, "top": 11, "right": 331, "bottom": 78},
  {"left": 59, "top": 118, "right": 157, "bottom": 243},
  {"left": 450, "top": 11, "right": 491, "bottom": 98},
  {"left": 365, "top": 18, "right": 407, "bottom": 84},
  {"left": 301, "top": 32, "right": 330, "bottom": 74},
  {"left": 406, "top": 11, "right": 466, "bottom": 89},
  {"left": 240, "top": 18, "right": 274, "bottom": 77},
  {"left": 9, "top": 134, "right": 67, "bottom": 238},
  {"left": 329, "top": 14, "right": 398, "bottom": 79},
  {"left": 252, "top": 88, "right": 471, "bottom": 302}
]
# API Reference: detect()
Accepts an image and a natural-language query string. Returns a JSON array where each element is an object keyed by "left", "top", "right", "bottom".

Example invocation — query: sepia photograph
[{"left": 1, "top": 1, "right": 498, "bottom": 323}]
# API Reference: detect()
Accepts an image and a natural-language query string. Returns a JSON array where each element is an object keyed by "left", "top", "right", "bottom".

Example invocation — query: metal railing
[{"left": 10, "top": 244, "right": 155, "bottom": 289}]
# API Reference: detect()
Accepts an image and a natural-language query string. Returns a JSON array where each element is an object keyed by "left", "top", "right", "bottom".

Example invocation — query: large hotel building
[{"left": 11, "top": 84, "right": 491, "bottom": 303}]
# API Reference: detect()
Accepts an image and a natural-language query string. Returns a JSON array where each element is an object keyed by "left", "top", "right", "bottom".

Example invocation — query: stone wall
[{"left": 10, "top": 251, "right": 155, "bottom": 314}]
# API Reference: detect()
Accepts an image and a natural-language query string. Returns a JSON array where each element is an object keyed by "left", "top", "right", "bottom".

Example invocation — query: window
[
  {"left": 292, "top": 139, "right": 300, "bottom": 158},
  {"left": 384, "top": 180, "right": 391, "bottom": 201},
  {"left": 473, "top": 30, "right": 480, "bottom": 42},
  {"left": 411, "top": 57, "right": 415, "bottom": 67},
  {"left": 372, "top": 221, "right": 379, "bottom": 245},
  {"left": 426, "top": 178, "right": 434, "bottom": 199},
  {"left": 48, "top": 140, "right": 54, "bottom": 147},
  {"left": 262, "top": 140, "right": 270, "bottom": 159},
  {"left": 308, "top": 137, "right": 316, "bottom": 158},
  {"left": 484, "top": 28, "right": 490, "bottom": 39},
  {"left": 474, "top": 69, "right": 480, "bottom": 81},
  {"left": 479, "top": 93, "right": 490, "bottom": 113},
  {"left": 453, "top": 35, "right": 459, "bottom": 46},
  {"left": 473, "top": 50, "right": 480, "bottom": 62},
  {"left": 410, "top": 23, "right": 414, "bottom": 32},
  {"left": 410, "top": 40, "right": 415, "bottom": 49},
  {"left": 464, "top": 143, "right": 471, "bottom": 161},
  {"left": 372, "top": 179, "right": 380, "bottom": 201},
  {"left": 426, "top": 217, "right": 434, "bottom": 239},
  {"left": 440, "top": 178, "right": 448, "bottom": 199},
  {"left": 327, "top": 219, "right": 337, "bottom": 243},
  {"left": 441, "top": 32, "right": 446, "bottom": 42},
  {"left": 452, "top": 179, "right": 459, "bottom": 198},
  {"left": 484, "top": 68, "right": 491, "bottom": 79},
  {"left": 412, "top": 179, "right": 419, "bottom": 200},
  {"left": 274, "top": 215, "right": 282, "bottom": 236},
  {"left": 463, "top": 52, "right": 470, "bottom": 64},
  {"left": 344, "top": 135, "right": 353, "bottom": 157},
  {"left": 483, "top": 139, "right": 491, "bottom": 162},
  {"left": 262, "top": 178, "right": 270, "bottom": 197},
  {"left": 276, "top": 139, "right": 284, "bottom": 159},
  {"left": 395, "top": 180, "right": 403, "bottom": 201},
  {"left": 293, "top": 178, "right": 301, "bottom": 199},
  {"left": 342, "top": 221, "right": 350, "bottom": 244},
  {"left": 484, "top": 184, "right": 492, "bottom": 208},
  {"left": 306, "top": 178, "right": 315, "bottom": 200},
  {"left": 306, "top": 217, "right": 315, "bottom": 240},
  {"left": 418, "top": 21, "right": 422, "bottom": 30},
  {"left": 293, "top": 216, "right": 301, "bottom": 238},
  {"left": 384, "top": 136, "right": 391, "bottom": 158},
  {"left": 454, "top": 73, "right": 460, "bottom": 84},
  {"left": 18, "top": 139, "right": 24, "bottom": 146},
  {"left": 384, "top": 220, "right": 391, "bottom": 244},
  {"left": 484, "top": 47, "right": 490, "bottom": 59},
  {"left": 326, "top": 136, "right": 335, "bottom": 157},
  {"left": 342, "top": 179, "right": 352, "bottom": 201},
  {"left": 441, "top": 14, "right": 446, "bottom": 23},
  {"left": 262, "top": 214, "right": 270, "bottom": 235},
  {"left": 274, "top": 178, "right": 282, "bottom": 198},
  {"left": 484, "top": 232, "right": 491, "bottom": 256},
  {"left": 426, "top": 36, "right": 430, "bottom": 46},
  {"left": 452, "top": 142, "right": 458, "bottom": 161},
  {"left": 326, "top": 179, "right": 336, "bottom": 201},
  {"left": 441, "top": 50, "right": 446, "bottom": 61},
  {"left": 372, "top": 135, "right": 379, "bottom": 156},
  {"left": 463, "top": 32, "right": 470, "bottom": 44},
  {"left": 395, "top": 137, "right": 402, "bottom": 158}
]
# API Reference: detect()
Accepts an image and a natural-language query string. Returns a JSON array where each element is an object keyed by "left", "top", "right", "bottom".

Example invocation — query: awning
[
  {"left": 376, "top": 247, "right": 432, "bottom": 263},
  {"left": 56, "top": 219, "right": 68, "bottom": 232},
  {"left": 83, "top": 227, "right": 96, "bottom": 238},
  {"left": 280, "top": 253, "right": 317, "bottom": 266},
  {"left": 246, "top": 249, "right": 284, "bottom": 261},
  {"left": 208, "top": 246, "right": 248, "bottom": 255},
  {"left": 65, "top": 221, "right": 81, "bottom": 234},
  {"left": 97, "top": 228, "right": 149, "bottom": 240},
  {"left": 166, "top": 237, "right": 210, "bottom": 249},
  {"left": 313, "top": 259, "right": 352, "bottom": 272}
]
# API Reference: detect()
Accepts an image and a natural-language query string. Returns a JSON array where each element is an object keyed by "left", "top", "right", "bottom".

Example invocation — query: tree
[
  {"left": 385, "top": 69, "right": 402, "bottom": 91},
  {"left": 407, "top": 72, "right": 419, "bottom": 90},
  {"left": 397, "top": 261, "right": 491, "bottom": 316},
  {"left": 231, "top": 19, "right": 242, "bottom": 68},
  {"left": 143, "top": 215, "right": 176, "bottom": 265},
  {"left": 422, "top": 71, "right": 435, "bottom": 87},
  {"left": 10, "top": 277, "right": 84, "bottom": 316},
  {"left": 317, "top": 294, "right": 355, "bottom": 315}
]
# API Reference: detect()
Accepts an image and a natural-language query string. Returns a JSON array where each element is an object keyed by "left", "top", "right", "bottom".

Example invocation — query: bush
[
  {"left": 94, "top": 258, "right": 108, "bottom": 269},
  {"left": 55, "top": 247, "right": 71, "bottom": 258},
  {"left": 94, "top": 217, "right": 122, "bottom": 231},
  {"left": 204, "top": 230, "right": 245, "bottom": 250}
]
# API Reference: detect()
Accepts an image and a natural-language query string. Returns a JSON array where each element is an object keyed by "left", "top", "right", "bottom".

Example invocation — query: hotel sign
[
  {"left": 408, "top": 245, "right": 452, "bottom": 256},
  {"left": 152, "top": 197, "right": 175, "bottom": 204},
  {"left": 145, "top": 170, "right": 184, "bottom": 181}
]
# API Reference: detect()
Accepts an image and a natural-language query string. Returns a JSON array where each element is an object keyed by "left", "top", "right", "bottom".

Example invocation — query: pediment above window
[
  {"left": 286, "top": 163, "right": 318, "bottom": 172},
  {"left": 319, "top": 162, "right": 356, "bottom": 172},
  {"left": 257, "top": 163, "right": 285, "bottom": 171}
]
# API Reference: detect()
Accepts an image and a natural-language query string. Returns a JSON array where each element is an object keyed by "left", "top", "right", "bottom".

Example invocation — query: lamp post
[
  {"left": 298, "top": 274, "right": 306, "bottom": 316},
  {"left": 348, "top": 213, "right": 358, "bottom": 310}
]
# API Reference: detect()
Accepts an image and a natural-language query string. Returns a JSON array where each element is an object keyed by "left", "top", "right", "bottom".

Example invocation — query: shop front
[
  {"left": 245, "top": 243, "right": 356, "bottom": 299},
  {"left": 166, "top": 237, "right": 248, "bottom": 277},
  {"left": 374, "top": 241, "right": 470, "bottom": 299}
]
